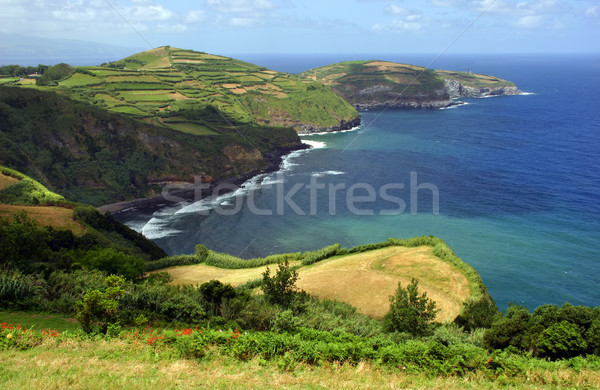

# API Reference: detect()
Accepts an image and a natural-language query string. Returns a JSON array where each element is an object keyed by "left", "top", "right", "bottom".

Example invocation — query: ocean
[{"left": 116, "top": 54, "right": 600, "bottom": 311}]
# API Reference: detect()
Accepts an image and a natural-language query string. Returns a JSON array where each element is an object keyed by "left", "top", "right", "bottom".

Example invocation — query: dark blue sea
[{"left": 118, "top": 54, "right": 600, "bottom": 311}]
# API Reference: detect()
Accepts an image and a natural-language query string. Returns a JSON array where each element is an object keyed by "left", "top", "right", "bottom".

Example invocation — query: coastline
[{"left": 98, "top": 144, "right": 310, "bottom": 216}]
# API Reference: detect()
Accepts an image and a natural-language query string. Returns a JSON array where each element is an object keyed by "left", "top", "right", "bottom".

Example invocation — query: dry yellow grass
[
  {"left": 385, "top": 74, "right": 422, "bottom": 85},
  {"left": 169, "top": 91, "right": 190, "bottom": 101},
  {"left": 172, "top": 59, "right": 206, "bottom": 64},
  {"left": 0, "top": 172, "right": 19, "bottom": 190},
  {"left": 296, "top": 246, "right": 469, "bottom": 321},
  {"left": 165, "top": 246, "right": 470, "bottom": 321},
  {"left": 365, "top": 61, "right": 423, "bottom": 72},
  {"left": 123, "top": 90, "right": 172, "bottom": 95},
  {"left": 164, "top": 263, "right": 272, "bottom": 286},
  {"left": 0, "top": 205, "right": 84, "bottom": 235},
  {"left": 222, "top": 83, "right": 241, "bottom": 89},
  {"left": 323, "top": 72, "right": 347, "bottom": 83}
]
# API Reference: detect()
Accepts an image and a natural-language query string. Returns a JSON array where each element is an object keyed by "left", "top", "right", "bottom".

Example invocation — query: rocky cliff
[{"left": 301, "top": 60, "right": 520, "bottom": 110}]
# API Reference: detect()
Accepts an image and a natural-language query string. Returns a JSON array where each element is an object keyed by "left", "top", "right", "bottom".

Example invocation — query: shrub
[
  {"left": 383, "top": 279, "right": 438, "bottom": 336},
  {"left": 271, "top": 310, "right": 300, "bottom": 333},
  {"left": 75, "top": 275, "right": 125, "bottom": 334},
  {"left": 80, "top": 248, "right": 145, "bottom": 280},
  {"left": 301, "top": 243, "right": 341, "bottom": 265},
  {"left": 535, "top": 321, "right": 588, "bottom": 359},
  {"left": 195, "top": 244, "right": 209, "bottom": 261},
  {"left": 199, "top": 280, "right": 236, "bottom": 316},
  {"left": 482, "top": 304, "right": 531, "bottom": 351},
  {"left": 261, "top": 261, "right": 302, "bottom": 309},
  {"left": 454, "top": 297, "right": 499, "bottom": 331}
]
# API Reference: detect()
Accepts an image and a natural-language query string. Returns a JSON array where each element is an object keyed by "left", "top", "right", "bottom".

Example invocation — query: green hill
[
  {"left": 301, "top": 60, "right": 519, "bottom": 109},
  {"left": 0, "top": 47, "right": 362, "bottom": 205},
  {"left": 6, "top": 46, "right": 359, "bottom": 134},
  {"left": 0, "top": 165, "right": 166, "bottom": 276},
  {"left": 0, "top": 86, "right": 300, "bottom": 205}
]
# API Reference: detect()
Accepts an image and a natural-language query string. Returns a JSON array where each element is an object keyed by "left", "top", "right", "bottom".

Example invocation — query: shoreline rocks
[{"left": 98, "top": 144, "right": 309, "bottom": 215}]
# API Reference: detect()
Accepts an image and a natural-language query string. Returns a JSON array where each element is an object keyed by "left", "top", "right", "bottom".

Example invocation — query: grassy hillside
[
  {"left": 301, "top": 60, "right": 517, "bottom": 108},
  {"left": 0, "top": 165, "right": 166, "bottom": 274},
  {"left": 3, "top": 46, "right": 358, "bottom": 133},
  {"left": 156, "top": 236, "right": 489, "bottom": 322},
  {"left": 0, "top": 86, "right": 300, "bottom": 205}
]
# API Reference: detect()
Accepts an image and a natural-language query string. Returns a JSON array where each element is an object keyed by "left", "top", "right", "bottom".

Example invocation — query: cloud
[
  {"left": 229, "top": 16, "right": 262, "bottom": 26},
  {"left": 374, "top": 13, "right": 426, "bottom": 32},
  {"left": 385, "top": 4, "right": 409, "bottom": 15},
  {"left": 430, "top": 0, "right": 453, "bottom": 6},
  {"left": 585, "top": 6, "right": 598, "bottom": 17},
  {"left": 207, "top": 0, "right": 274, "bottom": 14},
  {"left": 185, "top": 10, "right": 206, "bottom": 23},
  {"left": 515, "top": 14, "right": 542, "bottom": 28}
]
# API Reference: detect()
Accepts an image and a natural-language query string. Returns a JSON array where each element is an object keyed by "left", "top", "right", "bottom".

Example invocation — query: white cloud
[
  {"left": 585, "top": 6, "right": 598, "bottom": 17},
  {"left": 516, "top": 14, "right": 542, "bottom": 28},
  {"left": 374, "top": 13, "right": 426, "bottom": 32},
  {"left": 385, "top": 4, "right": 409, "bottom": 15},
  {"left": 125, "top": 4, "right": 173, "bottom": 21},
  {"left": 207, "top": 0, "right": 273, "bottom": 13},
  {"left": 430, "top": 0, "right": 453, "bottom": 6},
  {"left": 229, "top": 16, "right": 262, "bottom": 26},
  {"left": 185, "top": 10, "right": 206, "bottom": 22}
]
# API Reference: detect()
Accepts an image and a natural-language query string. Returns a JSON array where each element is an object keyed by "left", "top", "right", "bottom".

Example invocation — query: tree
[
  {"left": 80, "top": 248, "right": 145, "bottom": 280},
  {"left": 535, "top": 321, "right": 587, "bottom": 359},
  {"left": 454, "top": 297, "right": 499, "bottom": 331},
  {"left": 75, "top": 275, "right": 125, "bottom": 334},
  {"left": 199, "top": 280, "right": 236, "bottom": 316},
  {"left": 261, "top": 260, "right": 301, "bottom": 308},
  {"left": 383, "top": 279, "right": 439, "bottom": 336},
  {"left": 195, "top": 244, "right": 209, "bottom": 261}
]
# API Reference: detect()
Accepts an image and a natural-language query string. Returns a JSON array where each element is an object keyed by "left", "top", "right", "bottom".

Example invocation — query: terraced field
[{"left": 1, "top": 46, "right": 357, "bottom": 135}]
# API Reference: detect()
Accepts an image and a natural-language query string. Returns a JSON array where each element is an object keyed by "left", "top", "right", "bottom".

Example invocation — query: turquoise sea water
[{"left": 117, "top": 55, "right": 600, "bottom": 311}]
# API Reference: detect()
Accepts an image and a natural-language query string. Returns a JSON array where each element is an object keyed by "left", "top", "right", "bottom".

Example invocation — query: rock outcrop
[
  {"left": 295, "top": 116, "right": 362, "bottom": 134},
  {"left": 444, "top": 79, "right": 520, "bottom": 99}
]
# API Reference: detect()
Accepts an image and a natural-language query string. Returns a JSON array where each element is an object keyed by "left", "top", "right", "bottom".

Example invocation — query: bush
[
  {"left": 0, "top": 269, "right": 45, "bottom": 310},
  {"left": 301, "top": 244, "right": 341, "bottom": 265},
  {"left": 271, "top": 310, "right": 300, "bottom": 333},
  {"left": 383, "top": 279, "right": 439, "bottom": 336},
  {"left": 455, "top": 297, "right": 499, "bottom": 331},
  {"left": 535, "top": 321, "right": 588, "bottom": 359},
  {"left": 261, "top": 261, "right": 302, "bottom": 309},
  {"left": 75, "top": 275, "right": 125, "bottom": 334},
  {"left": 195, "top": 244, "right": 209, "bottom": 261},
  {"left": 80, "top": 248, "right": 145, "bottom": 280}
]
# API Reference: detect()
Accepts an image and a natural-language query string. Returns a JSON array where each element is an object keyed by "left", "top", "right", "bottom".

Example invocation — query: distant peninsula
[{"left": 301, "top": 60, "right": 520, "bottom": 111}]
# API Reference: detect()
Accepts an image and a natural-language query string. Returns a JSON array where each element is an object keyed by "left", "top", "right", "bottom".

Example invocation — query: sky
[{"left": 0, "top": 0, "right": 598, "bottom": 56}]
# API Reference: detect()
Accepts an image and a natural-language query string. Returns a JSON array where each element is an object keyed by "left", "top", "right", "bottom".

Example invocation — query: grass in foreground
[
  {"left": 1, "top": 334, "right": 598, "bottom": 390},
  {"left": 0, "top": 311, "right": 79, "bottom": 332}
]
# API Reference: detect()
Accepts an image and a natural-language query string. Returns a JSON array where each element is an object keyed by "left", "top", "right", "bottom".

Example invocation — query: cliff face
[
  {"left": 444, "top": 79, "right": 520, "bottom": 99},
  {"left": 295, "top": 116, "right": 362, "bottom": 134},
  {"left": 301, "top": 60, "right": 520, "bottom": 111},
  {"left": 0, "top": 87, "right": 302, "bottom": 206}
]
